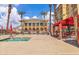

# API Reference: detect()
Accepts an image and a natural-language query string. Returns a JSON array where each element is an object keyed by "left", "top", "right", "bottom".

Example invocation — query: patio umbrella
[{"left": 10, "top": 24, "right": 13, "bottom": 33}]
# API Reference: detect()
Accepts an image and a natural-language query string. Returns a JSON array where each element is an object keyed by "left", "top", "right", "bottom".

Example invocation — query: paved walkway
[{"left": 0, "top": 34, "right": 79, "bottom": 55}]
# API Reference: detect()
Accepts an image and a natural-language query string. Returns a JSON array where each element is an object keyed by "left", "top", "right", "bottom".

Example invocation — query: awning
[
  {"left": 62, "top": 26, "right": 67, "bottom": 29},
  {"left": 77, "top": 15, "right": 79, "bottom": 18},
  {"left": 53, "top": 17, "right": 74, "bottom": 26},
  {"left": 53, "top": 21, "right": 60, "bottom": 26},
  {"left": 66, "top": 17, "right": 74, "bottom": 25},
  {"left": 60, "top": 20, "right": 66, "bottom": 25}
]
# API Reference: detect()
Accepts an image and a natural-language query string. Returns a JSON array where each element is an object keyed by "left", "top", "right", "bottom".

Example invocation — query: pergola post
[
  {"left": 59, "top": 23, "right": 62, "bottom": 40},
  {"left": 74, "top": 17, "right": 79, "bottom": 46},
  {"left": 53, "top": 26, "right": 55, "bottom": 36},
  {"left": 52, "top": 24, "right": 54, "bottom": 36}
]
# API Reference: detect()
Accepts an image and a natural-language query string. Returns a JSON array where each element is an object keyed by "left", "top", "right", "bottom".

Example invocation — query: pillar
[
  {"left": 59, "top": 23, "right": 62, "bottom": 39},
  {"left": 52, "top": 24, "right": 54, "bottom": 36},
  {"left": 74, "top": 17, "right": 79, "bottom": 46}
]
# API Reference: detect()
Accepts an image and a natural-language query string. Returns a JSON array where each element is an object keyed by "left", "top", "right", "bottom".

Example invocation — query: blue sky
[
  {"left": 16, "top": 4, "right": 54, "bottom": 18},
  {"left": 0, "top": 4, "right": 54, "bottom": 29}
]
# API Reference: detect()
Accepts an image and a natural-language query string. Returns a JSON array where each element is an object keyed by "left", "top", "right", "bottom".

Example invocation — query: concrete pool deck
[{"left": 0, "top": 34, "right": 79, "bottom": 55}]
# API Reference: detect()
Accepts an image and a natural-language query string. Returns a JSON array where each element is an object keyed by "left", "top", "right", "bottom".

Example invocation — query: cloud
[
  {"left": 10, "top": 7, "right": 21, "bottom": 28},
  {"left": 0, "top": 4, "right": 8, "bottom": 7},
  {"left": 23, "top": 16, "right": 30, "bottom": 19},
  {"left": 32, "top": 16, "right": 38, "bottom": 19},
  {"left": 45, "top": 11, "right": 54, "bottom": 24},
  {"left": 0, "top": 4, "right": 21, "bottom": 29},
  {"left": 14, "top": 4, "right": 20, "bottom": 7}
]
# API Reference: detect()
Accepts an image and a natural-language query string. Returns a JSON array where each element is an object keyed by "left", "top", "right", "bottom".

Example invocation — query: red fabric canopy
[
  {"left": 53, "top": 22, "right": 60, "bottom": 26},
  {"left": 60, "top": 20, "right": 66, "bottom": 25},
  {"left": 77, "top": 15, "right": 79, "bottom": 18},
  {"left": 53, "top": 17, "right": 74, "bottom": 26},
  {"left": 10, "top": 24, "right": 13, "bottom": 32},
  {"left": 62, "top": 26, "right": 67, "bottom": 29},
  {"left": 66, "top": 17, "right": 74, "bottom": 25}
]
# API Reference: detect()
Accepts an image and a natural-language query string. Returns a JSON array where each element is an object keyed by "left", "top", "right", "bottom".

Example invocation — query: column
[
  {"left": 59, "top": 23, "right": 62, "bottom": 40},
  {"left": 74, "top": 17, "right": 79, "bottom": 46}
]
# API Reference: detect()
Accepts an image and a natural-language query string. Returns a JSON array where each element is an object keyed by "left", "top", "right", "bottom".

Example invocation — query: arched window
[
  {"left": 36, "top": 28, "right": 39, "bottom": 30},
  {"left": 33, "top": 28, "right": 35, "bottom": 31},
  {"left": 25, "top": 28, "right": 27, "bottom": 30},
  {"left": 33, "top": 23, "right": 35, "bottom": 26},
  {"left": 45, "top": 23, "right": 47, "bottom": 26},
  {"left": 41, "top": 28, "right": 43, "bottom": 31},
  {"left": 25, "top": 23, "right": 27, "bottom": 26},
  {"left": 29, "top": 28, "right": 31, "bottom": 30},
  {"left": 40, "top": 23, "right": 43, "bottom": 26},
  {"left": 37, "top": 23, "right": 39, "bottom": 26},
  {"left": 29, "top": 23, "right": 31, "bottom": 26}
]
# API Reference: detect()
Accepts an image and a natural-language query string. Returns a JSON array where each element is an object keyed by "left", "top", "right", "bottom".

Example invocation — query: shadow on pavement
[{"left": 64, "top": 40, "right": 79, "bottom": 48}]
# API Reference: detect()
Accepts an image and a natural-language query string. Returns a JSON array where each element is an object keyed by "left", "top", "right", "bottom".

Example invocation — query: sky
[
  {"left": 16, "top": 4, "right": 54, "bottom": 18},
  {"left": 0, "top": 4, "right": 54, "bottom": 29}
]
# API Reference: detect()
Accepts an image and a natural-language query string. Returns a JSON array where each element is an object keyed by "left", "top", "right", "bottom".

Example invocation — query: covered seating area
[{"left": 53, "top": 16, "right": 75, "bottom": 39}]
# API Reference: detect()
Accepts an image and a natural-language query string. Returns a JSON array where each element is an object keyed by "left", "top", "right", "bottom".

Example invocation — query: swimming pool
[{"left": 0, "top": 37, "right": 30, "bottom": 42}]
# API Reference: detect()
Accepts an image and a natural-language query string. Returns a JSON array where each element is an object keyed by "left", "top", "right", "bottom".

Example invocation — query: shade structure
[
  {"left": 62, "top": 26, "right": 67, "bottom": 29},
  {"left": 77, "top": 15, "right": 79, "bottom": 18},
  {"left": 77, "top": 15, "right": 79, "bottom": 27},
  {"left": 10, "top": 24, "right": 13, "bottom": 33},
  {"left": 53, "top": 17, "right": 74, "bottom": 26},
  {"left": 53, "top": 21, "right": 60, "bottom": 26},
  {"left": 60, "top": 17, "right": 74, "bottom": 26},
  {"left": 66, "top": 17, "right": 74, "bottom": 26},
  {"left": 60, "top": 20, "right": 66, "bottom": 25}
]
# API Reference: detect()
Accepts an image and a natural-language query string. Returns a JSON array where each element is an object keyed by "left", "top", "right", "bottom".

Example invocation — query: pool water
[{"left": 0, "top": 37, "right": 30, "bottom": 42}]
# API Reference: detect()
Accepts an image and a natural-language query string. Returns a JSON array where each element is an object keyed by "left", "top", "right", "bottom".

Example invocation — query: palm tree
[
  {"left": 40, "top": 11, "right": 47, "bottom": 20},
  {"left": 49, "top": 4, "right": 52, "bottom": 35},
  {"left": 18, "top": 11, "right": 25, "bottom": 34},
  {"left": 53, "top": 4, "right": 57, "bottom": 22},
  {"left": 6, "top": 4, "right": 12, "bottom": 33}
]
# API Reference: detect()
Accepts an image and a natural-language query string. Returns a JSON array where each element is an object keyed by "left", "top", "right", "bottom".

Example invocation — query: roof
[{"left": 19, "top": 19, "right": 48, "bottom": 22}]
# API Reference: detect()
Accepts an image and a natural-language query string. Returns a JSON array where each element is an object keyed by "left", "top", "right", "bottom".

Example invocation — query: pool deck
[
  {"left": 0, "top": 34, "right": 79, "bottom": 55},
  {"left": 0, "top": 34, "right": 31, "bottom": 40},
  {"left": 0, "top": 35, "right": 10, "bottom": 40}
]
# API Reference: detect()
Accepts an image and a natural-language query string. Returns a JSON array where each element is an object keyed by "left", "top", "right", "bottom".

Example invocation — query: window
[
  {"left": 36, "top": 28, "right": 39, "bottom": 30},
  {"left": 45, "top": 28, "right": 47, "bottom": 31},
  {"left": 33, "top": 28, "right": 35, "bottom": 31},
  {"left": 33, "top": 23, "right": 35, "bottom": 26},
  {"left": 41, "top": 28, "right": 43, "bottom": 31},
  {"left": 37, "top": 23, "right": 39, "bottom": 26},
  {"left": 40, "top": 23, "right": 43, "bottom": 26},
  {"left": 29, "top": 23, "right": 31, "bottom": 26},
  {"left": 45, "top": 23, "right": 47, "bottom": 26},
  {"left": 29, "top": 28, "right": 31, "bottom": 30},
  {"left": 25, "top": 23, "right": 27, "bottom": 26},
  {"left": 25, "top": 28, "right": 27, "bottom": 30}
]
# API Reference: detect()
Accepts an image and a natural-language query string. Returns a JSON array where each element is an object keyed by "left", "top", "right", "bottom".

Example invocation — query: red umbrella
[
  {"left": 77, "top": 15, "right": 79, "bottom": 18},
  {"left": 60, "top": 20, "right": 66, "bottom": 25},
  {"left": 1, "top": 26, "right": 3, "bottom": 32},
  {"left": 66, "top": 17, "right": 74, "bottom": 25},
  {"left": 10, "top": 24, "right": 13, "bottom": 33},
  {"left": 53, "top": 22, "right": 60, "bottom": 26},
  {"left": 62, "top": 26, "right": 67, "bottom": 29}
]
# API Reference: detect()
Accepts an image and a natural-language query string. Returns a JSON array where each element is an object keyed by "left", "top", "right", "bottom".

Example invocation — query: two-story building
[{"left": 20, "top": 19, "right": 48, "bottom": 34}]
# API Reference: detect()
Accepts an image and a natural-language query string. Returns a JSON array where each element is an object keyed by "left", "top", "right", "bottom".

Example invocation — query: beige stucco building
[
  {"left": 54, "top": 4, "right": 79, "bottom": 22},
  {"left": 20, "top": 19, "right": 48, "bottom": 34}
]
